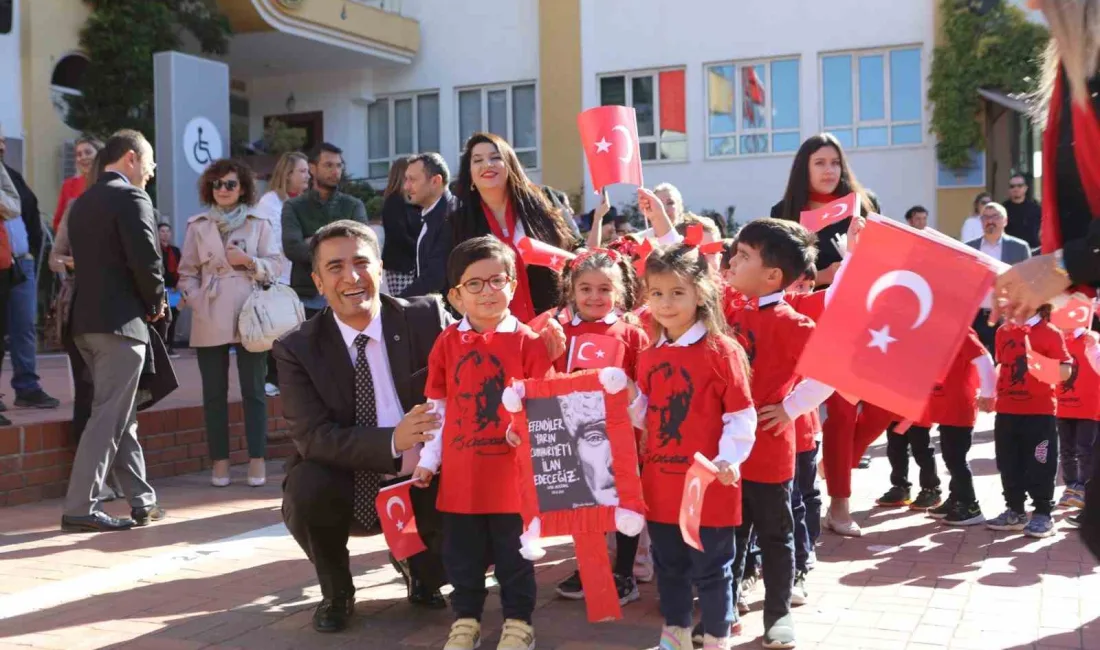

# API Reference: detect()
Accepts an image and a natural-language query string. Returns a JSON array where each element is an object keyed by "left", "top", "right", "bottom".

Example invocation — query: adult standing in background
[
  {"left": 282, "top": 143, "right": 368, "bottom": 319},
  {"left": 63, "top": 129, "right": 165, "bottom": 533},
  {"left": 379, "top": 156, "right": 419, "bottom": 296},
  {"left": 179, "top": 158, "right": 282, "bottom": 489},
  {"left": 157, "top": 223, "right": 182, "bottom": 356},
  {"left": 0, "top": 151, "right": 20, "bottom": 429},
  {"left": 992, "top": 0, "right": 1100, "bottom": 558},
  {"left": 966, "top": 201, "right": 1032, "bottom": 352},
  {"left": 904, "top": 205, "right": 929, "bottom": 230},
  {"left": 1003, "top": 173, "right": 1042, "bottom": 250},
  {"left": 255, "top": 151, "right": 310, "bottom": 395},
  {"left": 401, "top": 152, "right": 456, "bottom": 298},
  {"left": 53, "top": 136, "right": 102, "bottom": 232},
  {"left": 960, "top": 191, "right": 992, "bottom": 243},
  {"left": 0, "top": 127, "right": 57, "bottom": 410}
]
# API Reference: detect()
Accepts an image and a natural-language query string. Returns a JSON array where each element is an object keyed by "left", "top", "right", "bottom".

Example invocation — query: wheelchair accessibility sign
[{"left": 182, "top": 116, "right": 223, "bottom": 175}]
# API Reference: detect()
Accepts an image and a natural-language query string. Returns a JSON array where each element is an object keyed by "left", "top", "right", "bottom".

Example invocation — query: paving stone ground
[{"left": 1, "top": 413, "right": 1098, "bottom": 650}]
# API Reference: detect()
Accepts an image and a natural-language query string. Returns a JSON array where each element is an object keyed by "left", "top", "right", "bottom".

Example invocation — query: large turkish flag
[
  {"left": 796, "top": 215, "right": 999, "bottom": 422},
  {"left": 578, "top": 106, "right": 644, "bottom": 192}
]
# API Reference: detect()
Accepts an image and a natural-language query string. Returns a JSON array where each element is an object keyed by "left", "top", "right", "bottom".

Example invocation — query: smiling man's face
[{"left": 312, "top": 234, "right": 381, "bottom": 326}]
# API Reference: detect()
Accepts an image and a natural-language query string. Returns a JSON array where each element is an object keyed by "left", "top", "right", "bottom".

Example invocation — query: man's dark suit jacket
[
  {"left": 400, "top": 190, "right": 457, "bottom": 299},
  {"left": 68, "top": 172, "right": 164, "bottom": 343}
]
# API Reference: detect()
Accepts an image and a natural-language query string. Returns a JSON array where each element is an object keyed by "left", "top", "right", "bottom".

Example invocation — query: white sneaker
[
  {"left": 264, "top": 382, "right": 280, "bottom": 397},
  {"left": 658, "top": 625, "right": 693, "bottom": 650},
  {"left": 444, "top": 618, "right": 481, "bottom": 650}
]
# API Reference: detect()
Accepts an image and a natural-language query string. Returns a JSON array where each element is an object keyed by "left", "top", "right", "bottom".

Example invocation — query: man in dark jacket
[
  {"left": 282, "top": 143, "right": 368, "bottom": 318},
  {"left": 1002, "top": 173, "right": 1042, "bottom": 250},
  {"left": 399, "top": 152, "right": 455, "bottom": 298}
]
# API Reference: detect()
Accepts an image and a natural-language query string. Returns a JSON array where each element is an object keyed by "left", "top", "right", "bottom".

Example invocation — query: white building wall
[
  {"left": 0, "top": 0, "right": 22, "bottom": 167},
  {"left": 579, "top": 0, "right": 938, "bottom": 226}
]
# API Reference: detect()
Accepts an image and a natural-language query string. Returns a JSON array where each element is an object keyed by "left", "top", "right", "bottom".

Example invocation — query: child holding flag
[
  {"left": 1055, "top": 326, "right": 1100, "bottom": 509},
  {"left": 413, "top": 236, "right": 554, "bottom": 650}
]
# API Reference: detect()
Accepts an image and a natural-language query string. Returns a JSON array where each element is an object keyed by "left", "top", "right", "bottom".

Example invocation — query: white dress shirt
[
  {"left": 960, "top": 216, "right": 983, "bottom": 244},
  {"left": 333, "top": 313, "right": 406, "bottom": 465}
]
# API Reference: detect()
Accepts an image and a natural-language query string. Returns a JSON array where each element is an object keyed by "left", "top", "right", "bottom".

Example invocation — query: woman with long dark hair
[
  {"left": 773, "top": 133, "right": 892, "bottom": 537},
  {"left": 380, "top": 156, "right": 420, "bottom": 296},
  {"left": 452, "top": 132, "right": 577, "bottom": 320}
]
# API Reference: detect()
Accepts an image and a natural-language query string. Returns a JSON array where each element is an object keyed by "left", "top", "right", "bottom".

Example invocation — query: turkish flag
[
  {"left": 799, "top": 193, "right": 859, "bottom": 233},
  {"left": 578, "top": 106, "right": 644, "bottom": 192},
  {"left": 375, "top": 479, "right": 427, "bottom": 561},
  {"left": 516, "top": 237, "right": 575, "bottom": 272},
  {"left": 679, "top": 453, "right": 719, "bottom": 551},
  {"left": 1051, "top": 293, "right": 1096, "bottom": 332},
  {"left": 567, "top": 333, "right": 626, "bottom": 372},
  {"left": 1026, "top": 340, "right": 1063, "bottom": 384},
  {"left": 796, "top": 215, "right": 998, "bottom": 422}
]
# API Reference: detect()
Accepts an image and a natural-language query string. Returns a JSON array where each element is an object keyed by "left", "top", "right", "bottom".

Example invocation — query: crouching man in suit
[{"left": 274, "top": 220, "right": 449, "bottom": 633}]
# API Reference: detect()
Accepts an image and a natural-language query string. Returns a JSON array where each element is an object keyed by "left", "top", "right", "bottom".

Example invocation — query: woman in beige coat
[{"left": 178, "top": 159, "right": 282, "bottom": 488}]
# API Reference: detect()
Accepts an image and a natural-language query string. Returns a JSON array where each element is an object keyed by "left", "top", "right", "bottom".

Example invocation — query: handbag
[{"left": 238, "top": 282, "right": 305, "bottom": 352}]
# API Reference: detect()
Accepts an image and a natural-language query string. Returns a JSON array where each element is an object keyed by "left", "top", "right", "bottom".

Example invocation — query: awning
[{"left": 978, "top": 88, "right": 1031, "bottom": 114}]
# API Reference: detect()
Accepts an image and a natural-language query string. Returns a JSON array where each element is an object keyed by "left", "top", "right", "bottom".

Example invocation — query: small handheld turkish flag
[
  {"left": 799, "top": 193, "right": 859, "bottom": 233},
  {"left": 375, "top": 479, "right": 427, "bottom": 561},
  {"left": 567, "top": 333, "right": 626, "bottom": 372},
  {"left": 679, "top": 453, "right": 719, "bottom": 551},
  {"left": 578, "top": 106, "right": 644, "bottom": 192},
  {"left": 1026, "top": 339, "right": 1063, "bottom": 385},
  {"left": 516, "top": 237, "right": 575, "bottom": 272},
  {"left": 1051, "top": 293, "right": 1096, "bottom": 332}
]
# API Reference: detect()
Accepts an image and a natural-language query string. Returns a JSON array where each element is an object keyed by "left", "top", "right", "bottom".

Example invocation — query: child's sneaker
[
  {"left": 1024, "top": 513, "right": 1055, "bottom": 538},
  {"left": 928, "top": 495, "right": 957, "bottom": 519},
  {"left": 985, "top": 509, "right": 1028, "bottom": 531},
  {"left": 615, "top": 573, "right": 640, "bottom": 605},
  {"left": 1058, "top": 487, "right": 1079, "bottom": 509},
  {"left": 790, "top": 570, "right": 808, "bottom": 606},
  {"left": 943, "top": 501, "right": 985, "bottom": 526},
  {"left": 497, "top": 619, "right": 535, "bottom": 650},
  {"left": 703, "top": 633, "right": 732, "bottom": 649},
  {"left": 444, "top": 619, "right": 481, "bottom": 650},
  {"left": 555, "top": 570, "right": 584, "bottom": 600},
  {"left": 658, "top": 625, "right": 693, "bottom": 650},
  {"left": 876, "top": 485, "right": 911, "bottom": 507},
  {"left": 910, "top": 488, "right": 943, "bottom": 511},
  {"left": 1065, "top": 484, "right": 1086, "bottom": 509},
  {"left": 692, "top": 620, "right": 743, "bottom": 644},
  {"left": 762, "top": 613, "right": 796, "bottom": 649}
]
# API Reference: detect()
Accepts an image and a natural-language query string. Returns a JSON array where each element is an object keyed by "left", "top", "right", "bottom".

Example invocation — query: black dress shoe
[
  {"left": 131, "top": 504, "right": 167, "bottom": 526},
  {"left": 61, "top": 511, "right": 135, "bottom": 532},
  {"left": 408, "top": 579, "right": 447, "bottom": 609},
  {"left": 312, "top": 593, "right": 354, "bottom": 633}
]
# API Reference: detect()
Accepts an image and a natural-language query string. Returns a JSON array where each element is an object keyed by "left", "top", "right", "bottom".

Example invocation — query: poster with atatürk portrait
[{"left": 526, "top": 391, "right": 619, "bottom": 512}]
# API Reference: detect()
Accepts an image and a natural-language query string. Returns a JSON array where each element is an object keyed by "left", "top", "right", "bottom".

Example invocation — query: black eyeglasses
[
  {"left": 458, "top": 274, "right": 511, "bottom": 294},
  {"left": 212, "top": 179, "right": 239, "bottom": 191}
]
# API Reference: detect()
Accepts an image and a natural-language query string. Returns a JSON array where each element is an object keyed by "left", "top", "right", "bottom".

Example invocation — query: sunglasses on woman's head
[{"left": 212, "top": 180, "right": 239, "bottom": 191}]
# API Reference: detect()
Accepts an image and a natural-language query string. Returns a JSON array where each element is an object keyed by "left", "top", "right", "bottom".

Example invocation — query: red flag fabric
[
  {"left": 578, "top": 106, "right": 644, "bottom": 192},
  {"left": 567, "top": 333, "right": 626, "bottom": 372},
  {"left": 375, "top": 480, "right": 427, "bottom": 561},
  {"left": 1051, "top": 293, "right": 1096, "bottom": 332},
  {"left": 679, "top": 453, "right": 719, "bottom": 551},
  {"left": 659, "top": 70, "right": 687, "bottom": 134},
  {"left": 516, "top": 236, "right": 575, "bottom": 272},
  {"left": 796, "top": 216, "right": 997, "bottom": 422},
  {"left": 683, "top": 223, "right": 704, "bottom": 247},
  {"left": 1027, "top": 339, "right": 1063, "bottom": 385},
  {"left": 799, "top": 193, "right": 859, "bottom": 233}
]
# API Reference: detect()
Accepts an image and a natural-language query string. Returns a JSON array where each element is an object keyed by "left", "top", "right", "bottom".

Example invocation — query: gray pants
[{"left": 63, "top": 333, "right": 156, "bottom": 517}]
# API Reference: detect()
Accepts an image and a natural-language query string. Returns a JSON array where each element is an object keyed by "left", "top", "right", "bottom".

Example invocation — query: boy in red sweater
[
  {"left": 987, "top": 306, "right": 1072, "bottom": 538},
  {"left": 413, "top": 236, "right": 553, "bottom": 650},
  {"left": 1055, "top": 327, "right": 1100, "bottom": 509},
  {"left": 725, "top": 219, "right": 834, "bottom": 649}
]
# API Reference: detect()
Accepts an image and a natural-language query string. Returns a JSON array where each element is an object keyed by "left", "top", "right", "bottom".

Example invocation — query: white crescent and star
[
  {"left": 864, "top": 270, "right": 934, "bottom": 353},
  {"left": 594, "top": 126, "right": 635, "bottom": 164},
  {"left": 577, "top": 342, "right": 595, "bottom": 362},
  {"left": 385, "top": 496, "right": 406, "bottom": 531},
  {"left": 1067, "top": 306, "right": 1091, "bottom": 323},
  {"left": 686, "top": 477, "right": 702, "bottom": 516}
]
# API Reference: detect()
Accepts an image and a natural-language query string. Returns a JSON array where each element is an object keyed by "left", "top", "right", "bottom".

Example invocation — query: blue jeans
[
  {"left": 732, "top": 480, "right": 795, "bottom": 628},
  {"left": 792, "top": 444, "right": 822, "bottom": 572},
  {"left": 7, "top": 257, "right": 41, "bottom": 395},
  {"left": 648, "top": 521, "right": 735, "bottom": 637}
]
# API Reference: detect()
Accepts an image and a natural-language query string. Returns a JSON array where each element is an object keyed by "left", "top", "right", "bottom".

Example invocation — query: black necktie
[{"left": 352, "top": 334, "right": 381, "bottom": 530}]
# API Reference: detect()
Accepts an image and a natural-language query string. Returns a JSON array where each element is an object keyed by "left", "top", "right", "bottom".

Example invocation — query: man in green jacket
[{"left": 282, "top": 142, "right": 368, "bottom": 317}]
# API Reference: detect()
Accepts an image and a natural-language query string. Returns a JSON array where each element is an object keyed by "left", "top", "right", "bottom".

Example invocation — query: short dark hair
[
  {"left": 100, "top": 129, "right": 149, "bottom": 167},
  {"left": 310, "top": 142, "right": 343, "bottom": 164},
  {"left": 310, "top": 219, "right": 380, "bottom": 270},
  {"left": 408, "top": 152, "right": 450, "bottom": 186},
  {"left": 198, "top": 158, "right": 259, "bottom": 206},
  {"left": 447, "top": 235, "right": 516, "bottom": 288},
  {"left": 904, "top": 205, "right": 928, "bottom": 222},
  {"left": 158, "top": 222, "right": 172, "bottom": 231},
  {"left": 1010, "top": 172, "right": 1028, "bottom": 184},
  {"left": 734, "top": 218, "right": 818, "bottom": 288}
]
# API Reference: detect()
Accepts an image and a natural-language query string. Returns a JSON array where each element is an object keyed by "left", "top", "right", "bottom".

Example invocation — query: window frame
[
  {"left": 596, "top": 66, "right": 688, "bottom": 164},
  {"left": 703, "top": 55, "right": 801, "bottom": 160},
  {"left": 818, "top": 44, "right": 924, "bottom": 150},
  {"left": 454, "top": 81, "right": 540, "bottom": 170},
  {"left": 366, "top": 90, "right": 441, "bottom": 180}
]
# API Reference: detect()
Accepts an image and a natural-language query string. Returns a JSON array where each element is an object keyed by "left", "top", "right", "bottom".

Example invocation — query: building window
[
  {"left": 50, "top": 53, "right": 90, "bottom": 129},
  {"left": 367, "top": 92, "right": 440, "bottom": 179},
  {"left": 705, "top": 58, "right": 799, "bottom": 157},
  {"left": 456, "top": 82, "right": 538, "bottom": 169},
  {"left": 821, "top": 46, "right": 923, "bottom": 149},
  {"left": 598, "top": 68, "right": 686, "bottom": 162}
]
